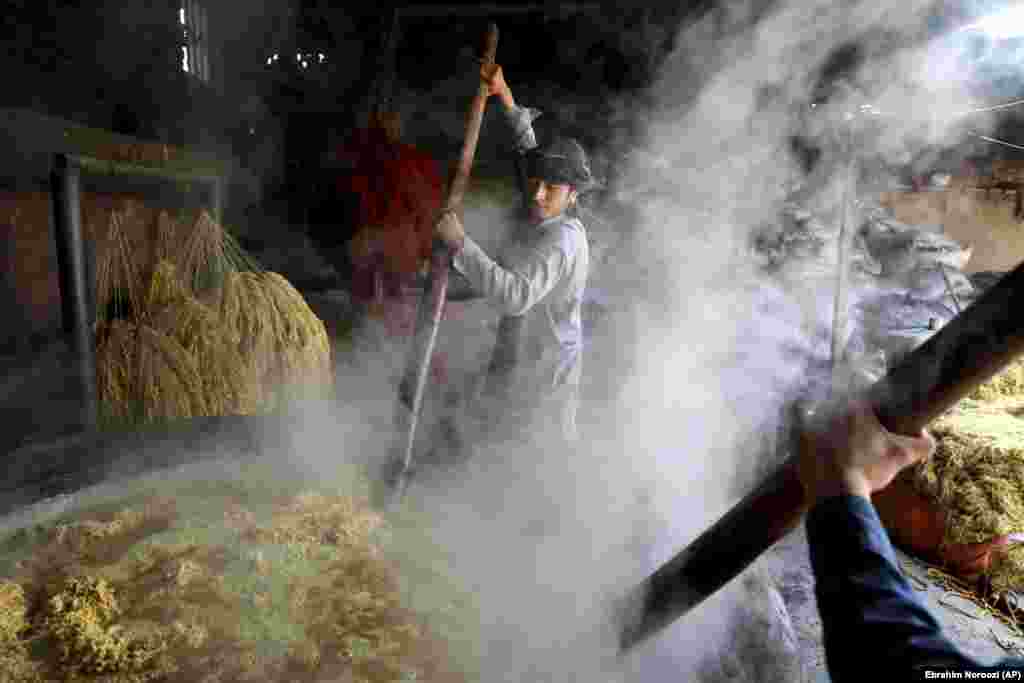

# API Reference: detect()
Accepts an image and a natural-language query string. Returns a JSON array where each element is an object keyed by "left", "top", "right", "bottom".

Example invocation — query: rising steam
[{"left": 397, "top": 1, "right": 1005, "bottom": 680}]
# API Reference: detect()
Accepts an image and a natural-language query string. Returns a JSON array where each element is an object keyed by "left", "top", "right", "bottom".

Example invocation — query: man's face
[{"left": 527, "top": 177, "right": 576, "bottom": 223}]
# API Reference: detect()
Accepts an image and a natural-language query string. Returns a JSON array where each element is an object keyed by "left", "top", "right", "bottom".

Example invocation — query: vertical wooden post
[{"left": 51, "top": 154, "right": 97, "bottom": 430}]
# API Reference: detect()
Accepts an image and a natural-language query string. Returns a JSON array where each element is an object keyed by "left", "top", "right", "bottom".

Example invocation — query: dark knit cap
[{"left": 523, "top": 136, "right": 595, "bottom": 189}]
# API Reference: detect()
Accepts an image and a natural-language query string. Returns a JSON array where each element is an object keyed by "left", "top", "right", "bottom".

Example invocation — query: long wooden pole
[
  {"left": 386, "top": 23, "right": 500, "bottom": 505},
  {"left": 830, "top": 128, "right": 857, "bottom": 386}
]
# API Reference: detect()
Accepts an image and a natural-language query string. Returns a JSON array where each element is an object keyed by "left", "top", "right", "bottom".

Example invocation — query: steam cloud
[
  {"left": 2, "top": 1, "right": 1009, "bottom": 681},
  {"left": 397, "top": 1, "right": 1001, "bottom": 681}
]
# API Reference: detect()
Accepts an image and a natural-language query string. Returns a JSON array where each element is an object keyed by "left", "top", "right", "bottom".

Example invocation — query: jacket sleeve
[
  {"left": 806, "top": 495, "right": 1023, "bottom": 680},
  {"left": 505, "top": 103, "right": 540, "bottom": 153},
  {"left": 452, "top": 234, "right": 567, "bottom": 316}
]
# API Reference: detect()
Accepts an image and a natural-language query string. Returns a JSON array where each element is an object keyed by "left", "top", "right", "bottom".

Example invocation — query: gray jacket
[{"left": 452, "top": 104, "right": 589, "bottom": 396}]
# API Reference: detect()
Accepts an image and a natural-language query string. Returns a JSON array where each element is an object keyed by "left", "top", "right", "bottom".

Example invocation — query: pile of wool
[
  {"left": 913, "top": 404, "right": 1024, "bottom": 544},
  {"left": 0, "top": 581, "right": 40, "bottom": 681},
  {"left": 44, "top": 576, "right": 169, "bottom": 678},
  {"left": 0, "top": 471, "right": 472, "bottom": 682},
  {"left": 243, "top": 491, "right": 383, "bottom": 552}
]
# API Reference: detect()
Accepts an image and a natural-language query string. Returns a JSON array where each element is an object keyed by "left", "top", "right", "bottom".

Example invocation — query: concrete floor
[{"left": 0, "top": 340, "right": 89, "bottom": 454}]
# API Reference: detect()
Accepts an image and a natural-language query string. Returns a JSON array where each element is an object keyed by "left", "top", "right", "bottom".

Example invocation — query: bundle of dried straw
[
  {"left": 912, "top": 373, "right": 1024, "bottom": 591},
  {"left": 148, "top": 262, "right": 261, "bottom": 416},
  {"left": 96, "top": 318, "right": 209, "bottom": 425},
  {"left": 95, "top": 208, "right": 331, "bottom": 425},
  {"left": 211, "top": 271, "right": 332, "bottom": 410}
]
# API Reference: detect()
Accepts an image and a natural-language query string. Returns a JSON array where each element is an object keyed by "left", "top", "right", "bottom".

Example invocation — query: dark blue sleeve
[{"left": 806, "top": 495, "right": 1007, "bottom": 680}]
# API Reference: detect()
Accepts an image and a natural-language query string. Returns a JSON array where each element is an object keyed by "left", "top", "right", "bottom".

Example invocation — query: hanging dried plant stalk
[
  {"left": 96, "top": 318, "right": 208, "bottom": 425},
  {"left": 95, "top": 319, "right": 137, "bottom": 425},
  {"left": 174, "top": 210, "right": 258, "bottom": 295},
  {"left": 148, "top": 262, "right": 261, "bottom": 415},
  {"left": 210, "top": 271, "right": 279, "bottom": 387},
  {"left": 95, "top": 210, "right": 142, "bottom": 322},
  {"left": 155, "top": 210, "right": 180, "bottom": 264},
  {"left": 133, "top": 323, "right": 209, "bottom": 421},
  {"left": 210, "top": 271, "right": 332, "bottom": 410},
  {"left": 145, "top": 259, "right": 190, "bottom": 313},
  {"left": 260, "top": 272, "right": 332, "bottom": 398}
]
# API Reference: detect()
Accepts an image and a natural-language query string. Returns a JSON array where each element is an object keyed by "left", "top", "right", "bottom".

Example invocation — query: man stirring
[{"left": 435, "top": 62, "right": 594, "bottom": 442}]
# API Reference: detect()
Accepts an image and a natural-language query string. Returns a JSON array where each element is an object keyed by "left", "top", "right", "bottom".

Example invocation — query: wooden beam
[{"left": 396, "top": 3, "right": 602, "bottom": 18}]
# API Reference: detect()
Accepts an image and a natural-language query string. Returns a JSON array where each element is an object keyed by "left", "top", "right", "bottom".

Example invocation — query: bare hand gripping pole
[
  {"left": 386, "top": 23, "right": 499, "bottom": 506},
  {"left": 618, "top": 260, "right": 1024, "bottom": 653}
]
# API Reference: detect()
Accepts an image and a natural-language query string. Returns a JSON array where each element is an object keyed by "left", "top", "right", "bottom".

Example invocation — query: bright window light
[
  {"left": 179, "top": 2, "right": 210, "bottom": 82},
  {"left": 961, "top": 5, "right": 1024, "bottom": 40}
]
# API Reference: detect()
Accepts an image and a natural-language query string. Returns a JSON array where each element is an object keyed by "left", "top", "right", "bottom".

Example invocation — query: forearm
[
  {"left": 501, "top": 97, "right": 538, "bottom": 153},
  {"left": 807, "top": 496, "right": 976, "bottom": 679},
  {"left": 452, "top": 236, "right": 563, "bottom": 316},
  {"left": 496, "top": 85, "right": 516, "bottom": 113}
]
